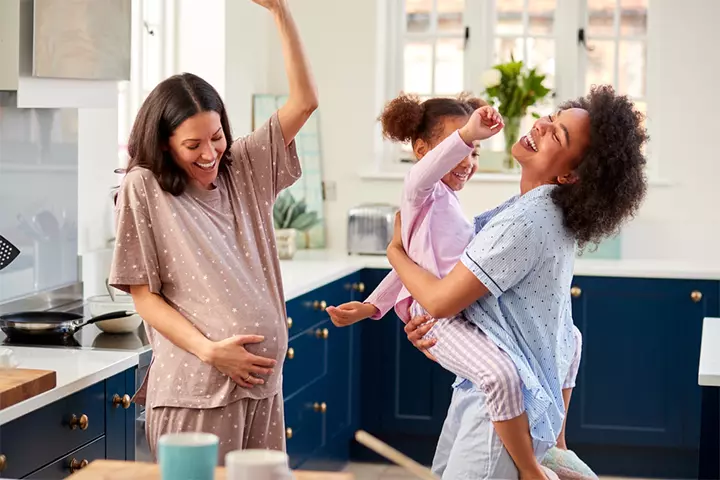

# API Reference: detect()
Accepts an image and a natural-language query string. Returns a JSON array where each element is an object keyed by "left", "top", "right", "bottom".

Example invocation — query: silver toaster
[{"left": 347, "top": 203, "right": 399, "bottom": 255}]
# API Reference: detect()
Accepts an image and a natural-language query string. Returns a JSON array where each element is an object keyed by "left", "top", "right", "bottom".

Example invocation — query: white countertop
[
  {"left": 699, "top": 318, "right": 720, "bottom": 387},
  {"left": 0, "top": 347, "right": 139, "bottom": 425},
  {"left": 281, "top": 251, "right": 720, "bottom": 301}
]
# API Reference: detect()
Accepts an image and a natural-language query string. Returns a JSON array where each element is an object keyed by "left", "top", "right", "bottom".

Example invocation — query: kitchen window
[
  {"left": 378, "top": 0, "right": 653, "bottom": 177},
  {"left": 117, "top": 0, "right": 176, "bottom": 167}
]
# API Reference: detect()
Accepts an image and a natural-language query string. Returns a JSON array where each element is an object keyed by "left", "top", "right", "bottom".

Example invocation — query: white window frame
[
  {"left": 376, "top": 0, "right": 658, "bottom": 180},
  {"left": 118, "top": 0, "right": 177, "bottom": 168}
]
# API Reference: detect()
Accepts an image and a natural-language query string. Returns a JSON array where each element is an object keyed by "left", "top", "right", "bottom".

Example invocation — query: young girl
[{"left": 327, "top": 94, "right": 593, "bottom": 479}]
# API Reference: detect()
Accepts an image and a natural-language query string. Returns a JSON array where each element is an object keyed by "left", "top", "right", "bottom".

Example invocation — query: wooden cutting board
[
  {"left": 0, "top": 368, "right": 57, "bottom": 409},
  {"left": 68, "top": 460, "right": 354, "bottom": 479}
]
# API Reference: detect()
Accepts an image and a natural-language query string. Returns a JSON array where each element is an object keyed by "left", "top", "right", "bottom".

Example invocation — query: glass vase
[{"left": 503, "top": 116, "right": 521, "bottom": 171}]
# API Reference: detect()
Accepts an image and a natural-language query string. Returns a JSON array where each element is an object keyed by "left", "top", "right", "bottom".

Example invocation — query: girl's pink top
[{"left": 365, "top": 130, "right": 475, "bottom": 322}]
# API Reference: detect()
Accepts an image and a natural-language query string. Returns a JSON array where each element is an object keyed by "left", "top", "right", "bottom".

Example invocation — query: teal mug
[{"left": 158, "top": 432, "right": 219, "bottom": 480}]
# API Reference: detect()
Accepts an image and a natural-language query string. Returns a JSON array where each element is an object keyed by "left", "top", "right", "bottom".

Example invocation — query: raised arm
[{"left": 255, "top": 0, "right": 318, "bottom": 145}]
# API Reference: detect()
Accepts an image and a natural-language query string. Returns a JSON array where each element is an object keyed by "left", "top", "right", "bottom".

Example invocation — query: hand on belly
[{"left": 203, "top": 334, "right": 278, "bottom": 388}]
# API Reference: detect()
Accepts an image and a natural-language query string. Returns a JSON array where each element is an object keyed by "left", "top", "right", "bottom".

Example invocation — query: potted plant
[
  {"left": 481, "top": 56, "right": 552, "bottom": 171},
  {"left": 273, "top": 191, "right": 321, "bottom": 260}
]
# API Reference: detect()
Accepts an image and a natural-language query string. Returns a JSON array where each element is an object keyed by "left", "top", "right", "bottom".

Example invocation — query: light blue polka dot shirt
[{"left": 456, "top": 184, "right": 578, "bottom": 452}]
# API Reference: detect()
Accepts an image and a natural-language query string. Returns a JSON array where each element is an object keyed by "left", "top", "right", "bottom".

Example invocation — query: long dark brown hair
[{"left": 124, "top": 72, "right": 233, "bottom": 196}]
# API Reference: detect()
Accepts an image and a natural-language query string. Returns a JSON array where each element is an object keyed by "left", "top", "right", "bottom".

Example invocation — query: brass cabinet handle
[
  {"left": 691, "top": 290, "right": 703, "bottom": 303},
  {"left": 313, "top": 402, "right": 327, "bottom": 413},
  {"left": 69, "top": 414, "right": 89, "bottom": 430},
  {"left": 68, "top": 458, "right": 89, "bottom": 472},
  {"left": 352, "top": 282, "right": 365, "bottom": 293},
  {"left": 313, "top": 300, "right": 327, "bottom": 311},
  {"left": 0, "top": 454, "right": 7, "bottom": 472},
  {"left": 286, "top": 317, "right": 293, "bottom": 329},
  {"left": 112, "top": 394, "right": 132, "bottom": 409},
  {"left": 315, "top": 328, "right": 329, "bottom": 339},
  {"left": 570, "top": 286, "right": 582, "bottom": 298},
  {"left": 286, "top": 347, "right": 295, "bottom": 360},
  {"left": 285, "top": 427, "right": 293, "bottom": 439}
]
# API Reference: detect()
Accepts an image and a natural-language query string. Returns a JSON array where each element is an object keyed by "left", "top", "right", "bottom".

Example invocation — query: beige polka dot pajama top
[{"left": 109, "top": 112, "right": 301, "bottom": 463}]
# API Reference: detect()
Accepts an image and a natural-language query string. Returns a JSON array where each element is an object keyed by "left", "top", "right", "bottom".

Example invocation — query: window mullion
[
  {"left": 613, "top": 0, "right": 620, "bottom": 89},
  {"left": 522, "top": 0, "right": 529, "bottom": 63}
]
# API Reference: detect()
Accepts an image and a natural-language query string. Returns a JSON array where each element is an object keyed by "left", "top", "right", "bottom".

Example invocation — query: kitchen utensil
[
  {"left": 105, "top": 278, "right": 116, "bottom": 302},
  {"left": 0, "top": 367, "right": 57, "bottom": 409},
  {"left": 158, "top": 433, "right": 219, "bottom": 480},
  {"left": 87, "top": 294, "right": 142, "bottom": 334},
  {"left": 0, "top": 235, "right": 21, "bottom": 271},
  {"left": 346, "top": 204, "right": 399, "bottom": 255},
  {"left": 0, "top": 310, "right": 136, "bottom": 339},
  {"left": 33, "top": 210, "right": 60, "bottom": 239},
  {"left": 16, "top": 214, "right": 44, "bottom": 240},
  {"left": 354, "top": 430, "right": 439, "bottom": 480}
]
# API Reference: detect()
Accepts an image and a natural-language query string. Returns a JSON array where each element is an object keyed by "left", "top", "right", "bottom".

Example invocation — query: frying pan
[{"left": 0, "top": 310, "right": 136, "bottom": 339}]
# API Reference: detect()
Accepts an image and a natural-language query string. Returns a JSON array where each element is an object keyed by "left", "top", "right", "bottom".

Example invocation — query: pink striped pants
[{"left": 420, "top": 311, "right": 582, "bottom": 422}]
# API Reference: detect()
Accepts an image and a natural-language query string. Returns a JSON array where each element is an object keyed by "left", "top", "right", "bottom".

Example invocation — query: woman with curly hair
[
  {"left": 328, "top": 92, "right": 574, "bottom": 479},
  {"left": 388, "top": 85, "right": 648, "bottom": 479}
]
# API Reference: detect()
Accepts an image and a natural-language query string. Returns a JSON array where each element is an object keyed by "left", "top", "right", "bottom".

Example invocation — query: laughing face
[
  {"left": 413, "top": 115, "right": 478, "bottom": 192},
  {"left": 512, "top": 107, "right": 591, "bottom": 183},
  {"left": 167, "top": 111, "right": 228, "bottom": 189}
]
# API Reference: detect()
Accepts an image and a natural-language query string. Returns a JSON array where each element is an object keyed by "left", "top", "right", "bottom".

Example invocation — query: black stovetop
[{"left": 0, "top": 303, "right": 151, "bottom": 353}]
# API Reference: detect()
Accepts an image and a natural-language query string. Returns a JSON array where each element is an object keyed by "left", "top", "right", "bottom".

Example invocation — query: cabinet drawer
[
  {"left": 1, "top": 382, "right": 105, "bottom": 479},
  {"left": 285, "top": 378, "right": 326, "bottom": 469},
  {"left": 286, "top": 292, "right": 330, "bottom": 340},
  {"left": 24, "top": 436, "right": 106, "bottom": 479},
  {"left": 283, "top": 322, "right": 330, "bottom": 398},
  {"left": 286, "top": 278, "right": 354, "bottom": 340}
]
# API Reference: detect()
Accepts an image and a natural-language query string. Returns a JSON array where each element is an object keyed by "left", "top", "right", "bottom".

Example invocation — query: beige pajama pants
[{"left": 146, "top": 393, "right": 285, "bottom": 466}]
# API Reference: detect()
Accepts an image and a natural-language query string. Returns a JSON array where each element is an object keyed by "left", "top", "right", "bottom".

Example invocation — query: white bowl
[{"left": 86, "top": 294, "right": 143, "bottom": 334}]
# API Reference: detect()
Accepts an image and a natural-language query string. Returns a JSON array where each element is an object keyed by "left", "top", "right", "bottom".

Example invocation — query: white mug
[{"left": 225, "top": 449, "right": 294, "bottom": 480}]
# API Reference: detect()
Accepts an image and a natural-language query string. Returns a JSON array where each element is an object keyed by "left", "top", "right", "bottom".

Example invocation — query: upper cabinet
[
  {"left": 0, "top": 0, "right": 130, "bottom": 108},
  {"left": 33, "top": 0, "right": 131, "bottom": 81}
]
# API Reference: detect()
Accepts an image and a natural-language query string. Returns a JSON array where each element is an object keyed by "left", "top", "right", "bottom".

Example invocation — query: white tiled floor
[{"left": 342, "top": 462, "right": 653, "bottom": 480}]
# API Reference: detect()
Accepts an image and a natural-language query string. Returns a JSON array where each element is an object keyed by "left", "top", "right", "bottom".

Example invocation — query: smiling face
[
  {"left": 413, "top": 115, "right": 478, "bottom": 191},
  {"left": 512, "top": 107, "right": 591, "bottom": 184},
  {"left": 166, "top": 111, "right": 228, "bottom": 190}
]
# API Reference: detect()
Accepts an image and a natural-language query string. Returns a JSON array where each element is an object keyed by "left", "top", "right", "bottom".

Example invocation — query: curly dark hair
[
  {"left": 379, "top": 92, "right": 486, "bottom": 145},
  {"left": 551, "top": 85, "right": 648, "bottom": 250}
]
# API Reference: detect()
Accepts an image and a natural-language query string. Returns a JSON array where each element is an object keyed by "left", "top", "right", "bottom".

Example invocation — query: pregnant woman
[{"left": 109, "top": 0, "right": 317, "bottom": 463}]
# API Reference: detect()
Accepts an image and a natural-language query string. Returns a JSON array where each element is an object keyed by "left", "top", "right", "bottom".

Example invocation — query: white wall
[
  {"left": 257, "top": 0, "right": 720, "bottom": 264},
  {"left": 177, "top": 0, "right": 225, "bottom": 96}
]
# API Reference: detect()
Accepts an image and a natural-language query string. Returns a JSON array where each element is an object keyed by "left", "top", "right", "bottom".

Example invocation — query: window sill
[{"left": 359, "top": 170, "right": 675, "bottom": 187}]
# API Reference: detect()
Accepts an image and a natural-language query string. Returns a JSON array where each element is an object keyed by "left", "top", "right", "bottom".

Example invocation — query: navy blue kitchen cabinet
[
  {"left": 352, "top": 269, "right": 720, "bottom": 476},
  {"left": 567, "top": 276, "right": 720, "bottom": 479},
  {"left": 0, "top": 367, "right": 137, "bottom": 479},
  {"left": 283, "top": 272, "right": 362, "bottom": 471},
  {"left": 352, "top": 268, "right": 455, "bottom": 466}
]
